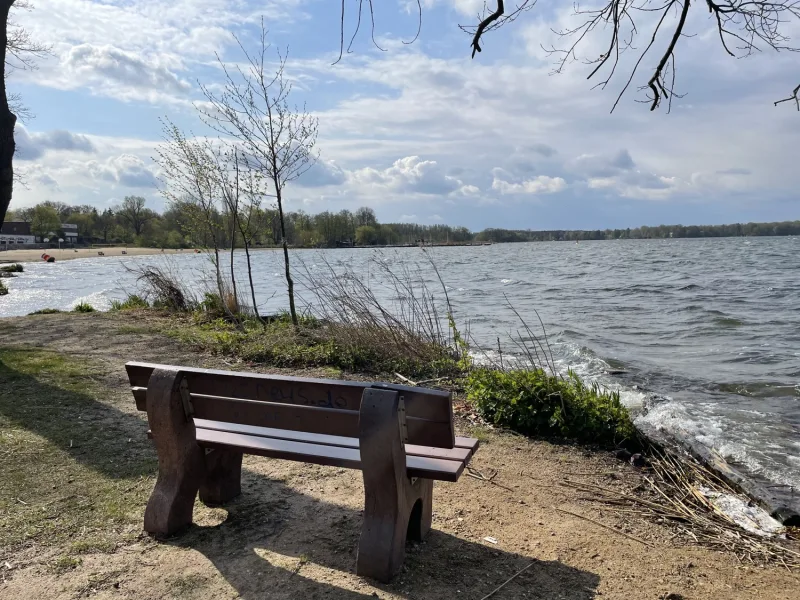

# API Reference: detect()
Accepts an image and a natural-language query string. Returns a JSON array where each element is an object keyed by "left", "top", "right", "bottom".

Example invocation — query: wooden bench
[{"left": 126, "top": 362, "right": 479, "bottom": 582}]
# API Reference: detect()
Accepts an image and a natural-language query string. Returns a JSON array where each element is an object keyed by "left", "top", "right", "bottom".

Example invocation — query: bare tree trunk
[
  {"left": 229, "top": 216, "right": 237, "bottom": 309},
  {"left": 275, "top": 185, "right": 297, "bottom": 326},
  {"left": 0, "top": 1, "right": 17, "bottom": 228},
  {"left": 242, "top": 238, "right": 261, "bottom": 326}
]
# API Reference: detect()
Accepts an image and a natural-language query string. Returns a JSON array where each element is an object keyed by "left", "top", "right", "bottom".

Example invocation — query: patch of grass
[
  {"left": 0, "top": 263, "right": 23, "bottom": 273},
  {"left": 166, "top": 313, "right": 460, "bottom": 379},
  {"left": 28, "top": 308, "right": 64, "bottom": 315},
  {"left": 116, "top": 324, "right": 151, "bottom": 335},
  {"left": 462, "top": 424, "right": 494, "bottom": 443},
  {"left": 110, "top": 294, "right": 149, "bottom": 311},
  {"left": 168, "top": 574, "right": 208, "bottom": 596},
  {"left": 73, "top": 302, "right": 96, "bottom": 313},
  {"left": 0, "top": 347, "right": 156, "bottom": 552},
  {"left": 0, "top": 279, "right": 7, "bottom": 295},
  {"left": 52, "top": 555, "right": 82, "bottom": 574},
  {"left": 465, "top": 367, "right": 637, "bottom": 449},
  {"left": 69, "top": 537, "right": 118, "bottom": 555}
]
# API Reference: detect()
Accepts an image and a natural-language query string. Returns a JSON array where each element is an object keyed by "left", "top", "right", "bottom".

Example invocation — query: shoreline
[{"left": 0, "top": 246, "right": 191, "bottom": 263}]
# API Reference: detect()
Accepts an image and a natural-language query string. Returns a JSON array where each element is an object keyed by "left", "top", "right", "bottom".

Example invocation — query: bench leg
[
  {"left": 406, "top": 478, "right": 433, "bottom": 542},
  {"left": 356, "top": 389, "right": 434, "bottom": 582},
  {"left": 144, "top": 369, "right": 205, "bottom": 536},
  {"left": 200, "top": 448, "right": 243, "bottom": 505}
]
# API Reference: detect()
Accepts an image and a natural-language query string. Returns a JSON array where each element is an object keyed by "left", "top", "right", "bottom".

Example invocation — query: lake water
[{"left": 2, "top": 238, "right": 798, "bottom": 506}]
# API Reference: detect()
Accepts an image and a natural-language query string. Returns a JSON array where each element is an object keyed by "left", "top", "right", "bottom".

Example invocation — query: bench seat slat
[
  {"left": 193, "top": 418, "right": 478, "bottom": 462},
  {"left": 195, "top": 428, "right": 465, "bottom": 482}
]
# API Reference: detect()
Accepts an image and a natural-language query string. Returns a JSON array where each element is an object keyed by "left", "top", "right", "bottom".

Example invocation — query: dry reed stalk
[{"left": 561, "top": 449, "right": 800, "bottom": 569}]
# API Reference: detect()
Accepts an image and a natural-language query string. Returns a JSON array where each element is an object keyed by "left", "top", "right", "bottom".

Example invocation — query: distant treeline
[
  {"left": 475, "top": 221, "right": 800, "bottom": 243},
  {"left": 6, "top": 200, "right": 473, "bottom": 248},
  {"left": 7, "top": 199, "right": 798, "bottom": 248}
]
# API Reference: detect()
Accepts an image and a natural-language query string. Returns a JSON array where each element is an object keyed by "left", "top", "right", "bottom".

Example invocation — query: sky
[{"left": 8, "top": 0, "right": 800, "bottom": 231}]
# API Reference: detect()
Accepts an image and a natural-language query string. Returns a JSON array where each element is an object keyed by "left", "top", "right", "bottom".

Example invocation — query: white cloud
[
  {"left": 492, "top": 174, "right": 567, "bottom": 195},
  {"left": 87, "top": 154, "right": 158, "bottom": 188},
  {"left": 348, "top": 156, "right": 466, "bottom": 196},
  {"left": 60, "top": 44, "right": 191, "bottom": 102}
]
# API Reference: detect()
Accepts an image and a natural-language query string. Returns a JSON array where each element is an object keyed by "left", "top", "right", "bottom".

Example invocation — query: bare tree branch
[
  {"left": 337, "top": 0, "right": 800, "bottom": 112},
  {"left": 774, "top": 82, "right": 800, "bottom": 109}
]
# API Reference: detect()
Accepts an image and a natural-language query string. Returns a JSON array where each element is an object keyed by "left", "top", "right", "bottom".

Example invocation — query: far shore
[
  {"left": 0, "top": 246, "right": 189, "bottom": 263},
  {"left": 0, "top": 246, "right": 280, "bottom": 264}
]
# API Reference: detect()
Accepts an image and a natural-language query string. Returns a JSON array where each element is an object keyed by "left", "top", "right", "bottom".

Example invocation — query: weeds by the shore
[
  {"left": 73, "top": 302, "right": 96, "bottom": 313},
  {"left": 110, "top": 295, "right": 149, "bottom": 311},
  {"left": 0, "top": 279, "right": 7, "bottom": 296},
  {"left": 0, "top": 263, "right": 23, "bottom": 273}
]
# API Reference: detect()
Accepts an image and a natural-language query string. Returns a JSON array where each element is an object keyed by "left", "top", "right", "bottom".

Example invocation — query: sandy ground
[
  {"left": 0, "top": 246, "right": 195, "bottom": 263},
  {"left": 0, "top": 311, "right": 798, "bottom": 600}
]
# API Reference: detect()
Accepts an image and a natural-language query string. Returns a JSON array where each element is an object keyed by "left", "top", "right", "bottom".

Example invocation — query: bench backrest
[{"left": 126, "top": 362, "right": 455, "bottom": 448}]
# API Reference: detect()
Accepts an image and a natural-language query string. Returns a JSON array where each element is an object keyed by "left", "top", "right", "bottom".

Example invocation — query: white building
[{"left": 0, "top": 221, "right": 35, "bottom": 247}]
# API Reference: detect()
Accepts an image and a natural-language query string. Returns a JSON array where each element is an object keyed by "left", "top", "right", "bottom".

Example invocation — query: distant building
[
  {"left": 62, "top": 223, "right": 78, "bottom": 243},
  {"left": 0, "top": 221, "right": 35, "bottom": 246}
]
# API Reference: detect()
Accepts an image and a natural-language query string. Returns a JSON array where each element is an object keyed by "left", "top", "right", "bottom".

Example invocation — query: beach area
[{"left": 0, "top": 247, "right": 190, "bottom": 263}]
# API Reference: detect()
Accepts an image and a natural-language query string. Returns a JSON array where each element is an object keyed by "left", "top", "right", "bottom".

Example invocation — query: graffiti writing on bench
[{"left": 256, "top": 382, "right": 350, "bottom": 409}]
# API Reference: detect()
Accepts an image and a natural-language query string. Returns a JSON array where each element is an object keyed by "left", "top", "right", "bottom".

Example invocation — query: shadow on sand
[{"left": 167, "top": 469, "right": 600, "bottom": 600}]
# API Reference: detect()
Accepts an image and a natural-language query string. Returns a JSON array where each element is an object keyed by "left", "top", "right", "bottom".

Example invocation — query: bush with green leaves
[
  {"left": 73, "top": 302, "right": 95, "bottom": 313},
  {"left": 466, "top": 366, "right": 637, "bottom": 449},
  {"left": 0, "top": 263, "right": 23, "bottom": 273},
  {"left": 29, "top": 308, "right": 64, "bottom": 315},
  {"left": 110, "top": 295, "right": 149, "bottom": 311}
]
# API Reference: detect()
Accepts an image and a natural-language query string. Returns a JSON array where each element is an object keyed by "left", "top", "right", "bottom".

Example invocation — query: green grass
[
  {"left": 52, "top": 555, "right": 82, "bottom": 574},
  {"left": 110, "top": 295, "right": 149, "bottom": 311},
  {"left": 73, "top": 302, "right": 96, "bottom": 313},
  {"left": 165, "top": 312, "right": 460, "bottom": 379},
  {"left": 28, "top": 308, "right": 64, "bottom": 315},
  {"left": 0, "top": 347, "right": 156, "bottom": 553},
  {"left": 465, "top": 366, "right": 637, "bottom": 449},
  {"left": 168, "top": 574, "right": 209, "bottom": 597},
  {"left": 0, "top": 263, "right": 23, "bottom": 273}
]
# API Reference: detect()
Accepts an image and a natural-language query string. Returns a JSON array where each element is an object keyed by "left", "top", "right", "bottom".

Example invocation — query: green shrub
[
  {"left": 466, "top": 367, "right": 637, "bottom": 449},
  {"left": 110, "top": 295, "right": 149, "bottom": 311},
  {"left": 29, "top": 308, "right": 64, "bottom": 315},
  {"left": 0, "top": 263, "right": 23, "bottom": 273},
  {"left": 0, "top": 279, "right": 7, "bottom": 296},
  {"left": 73, "top": 302, "right": 95, "bottom": 313}
]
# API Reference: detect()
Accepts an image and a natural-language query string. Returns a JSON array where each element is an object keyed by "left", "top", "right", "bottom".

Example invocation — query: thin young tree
[
  {"left": 198, "top": 21, "right": 319, "bottom": 326},
  {"left": 155, "top": 119, "right": 237, "bottom": 321},
  {"left": 208, "top": 144, "right": 241, "bottom": 311},
  {"left": 235, "top": 157, "right": 269, "bottom": 325}
]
